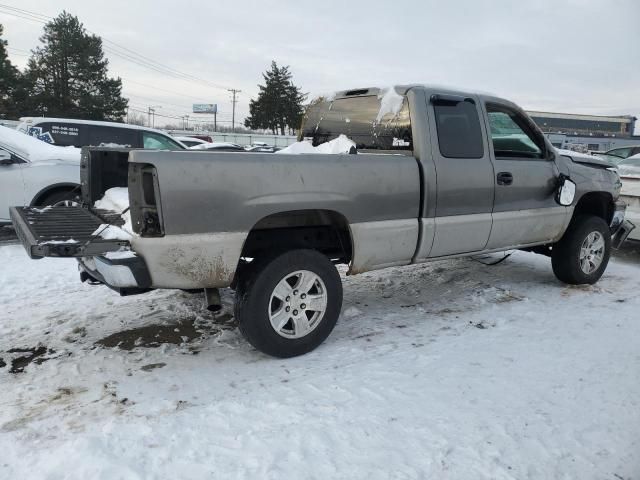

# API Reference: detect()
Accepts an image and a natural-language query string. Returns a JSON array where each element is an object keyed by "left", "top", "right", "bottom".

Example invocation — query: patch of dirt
[
  {"left": 96, "top": 319, "right": 203, "bottom": 350},
  {"left": 141, "top": 362, "right": 166, "bottom": 372},
  {"left": 7, "top": 346, "right": 55, "bottom": 374}
]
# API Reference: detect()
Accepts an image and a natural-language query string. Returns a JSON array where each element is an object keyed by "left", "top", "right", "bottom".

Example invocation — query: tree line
[{"left": 1, "top": 12, "right": 307, "bottom": 134}]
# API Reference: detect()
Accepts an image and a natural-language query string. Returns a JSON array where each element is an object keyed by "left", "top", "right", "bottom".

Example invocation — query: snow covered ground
[{"left": 1, "top": 243, "right": 639, "bottom": 479}]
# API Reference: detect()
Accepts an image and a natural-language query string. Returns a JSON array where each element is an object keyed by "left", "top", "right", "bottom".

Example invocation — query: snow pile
[
  {"left": 93, "top": 187, "right": 134, "bottom": 240},
  {"left": 279, "top": 134, "right": 356, "bottom": 155},
  {"left": 41, "top": 239, "right": 78, "bottom": 245},
  {"left": 0, "top": 125, "right": 80, "bottom": 163},
  {"left": 1, "top": 246, "right": 640, "bottom": 478},
  {"left": 376, "top": 87, "right": 405, "bottom": 123}
]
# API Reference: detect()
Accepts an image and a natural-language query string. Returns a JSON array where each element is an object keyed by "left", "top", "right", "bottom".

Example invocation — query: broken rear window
[{"left": 300, "top": 93, "right": 413, "bottom": 152}]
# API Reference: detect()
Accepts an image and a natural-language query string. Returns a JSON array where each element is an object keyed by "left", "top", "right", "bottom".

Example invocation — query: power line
[
  {"left": 0, "top": 4, "right": 241, "bottom": 94},
  {"left": 0, "top": 3, "right": 246, "bottom": 124}
]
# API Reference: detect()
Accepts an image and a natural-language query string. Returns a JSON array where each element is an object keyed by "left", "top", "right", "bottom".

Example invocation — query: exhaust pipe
[{"left": 204, "top": 288, "right": 222, "bottom": 312}]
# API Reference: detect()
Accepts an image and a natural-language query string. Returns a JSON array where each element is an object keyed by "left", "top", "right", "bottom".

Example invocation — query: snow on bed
[
  {"left": 0, "top": 125, "right": 80, "bottom": 162},
  {"left": 1, "top": 244, "right": 640, "bottom": 479},
  {"left": 93, "top": 187, "right": 134, "bottom": 240},
  {"left": 279, "top": 134, "right": 356, "bottom": 154}
]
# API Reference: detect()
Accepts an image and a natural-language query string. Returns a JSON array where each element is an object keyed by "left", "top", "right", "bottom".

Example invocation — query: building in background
[{"left": 526, "top": 111, "right": 638, "bottom": 152}]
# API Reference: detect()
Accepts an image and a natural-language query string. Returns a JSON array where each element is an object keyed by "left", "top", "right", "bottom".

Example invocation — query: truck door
[
  {"left": 427, "top": 94, "right": 495, "bottom": 257},
  {"left": 481, "top": 101, "right": 567, "bottom": 249}
]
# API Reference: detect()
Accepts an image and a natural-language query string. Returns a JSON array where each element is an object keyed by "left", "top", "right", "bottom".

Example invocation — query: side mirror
[{"left": 556, "top": 174, "right": 576, "bottom": 206}]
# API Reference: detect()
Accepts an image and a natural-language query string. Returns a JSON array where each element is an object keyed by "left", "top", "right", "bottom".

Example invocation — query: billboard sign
[{"left": 193, "top": 103, "right": 218, "bottom": 114}]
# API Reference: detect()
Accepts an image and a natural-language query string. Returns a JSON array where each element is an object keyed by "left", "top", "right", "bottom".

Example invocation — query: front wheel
[
  {"left": 235, "top": 249, "right": 343, "bottom": 358},
  {"left": 552, "top": 215, "right": 611, "bottom": 285}
]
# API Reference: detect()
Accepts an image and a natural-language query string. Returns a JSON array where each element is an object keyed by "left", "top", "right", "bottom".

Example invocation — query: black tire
[
  {"left": 37, "top": 188, "right": 81, "bottom": 207},
  {"left": 552, "top": 215, "right": 611, "bottom": 285},
  {"left": 235, "top": 249, "right": 343, "bottom": 358}
]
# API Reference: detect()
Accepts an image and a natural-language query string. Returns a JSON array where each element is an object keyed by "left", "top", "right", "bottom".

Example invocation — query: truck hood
[{"left": 556, "top": 148, "right": 615, "bottom": 169}]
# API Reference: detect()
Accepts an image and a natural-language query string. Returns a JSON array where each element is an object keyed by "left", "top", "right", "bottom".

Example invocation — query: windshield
[{"left": 300, "top": 92, "right": 413, "bottom": 152}]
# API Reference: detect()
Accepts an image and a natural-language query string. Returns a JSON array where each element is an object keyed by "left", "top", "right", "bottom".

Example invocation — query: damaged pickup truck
[{"left": 10, "top": 85, "right": 635, "bottom": 357}]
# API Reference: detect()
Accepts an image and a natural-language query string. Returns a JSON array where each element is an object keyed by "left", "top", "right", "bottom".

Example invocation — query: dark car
[{"left": 17, "top": 117, "right": 186, "bottom": 150}]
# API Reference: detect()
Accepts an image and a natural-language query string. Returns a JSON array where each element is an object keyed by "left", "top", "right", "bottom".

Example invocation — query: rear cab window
[
  {"left": 299, "top": 89, "right": 413, "bottom": 153},
  {"left": 432, "top": 96, "right": 484, "bottom": 158}
]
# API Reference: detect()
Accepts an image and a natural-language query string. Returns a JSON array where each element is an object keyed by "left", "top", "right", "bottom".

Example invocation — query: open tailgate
[{"left": 10, "top": 205, "right": 129, "bottom": 259}]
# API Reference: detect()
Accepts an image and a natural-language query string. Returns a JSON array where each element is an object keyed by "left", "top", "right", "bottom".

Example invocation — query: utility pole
[
  {"left": 148, "top": 105, "right": 161, "bottom": 128},
  {"left": 228, "top": 89, "right": 241, "bottom": 133}
]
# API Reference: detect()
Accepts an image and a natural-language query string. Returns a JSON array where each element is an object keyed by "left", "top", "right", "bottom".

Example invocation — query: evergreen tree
[
  {"left": 25, "top": 12, "right": 127, "bottom": 120},
  {"left": 0, "top": 24, "right": 21, "bottom": 119},
  {"left": 245, "top": 61, "right": 306, "bottom": 135}
]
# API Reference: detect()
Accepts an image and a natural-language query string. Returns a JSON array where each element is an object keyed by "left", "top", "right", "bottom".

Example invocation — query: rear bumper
[{"left": 79, "top": 253, "right": 153, "bottom": 295}]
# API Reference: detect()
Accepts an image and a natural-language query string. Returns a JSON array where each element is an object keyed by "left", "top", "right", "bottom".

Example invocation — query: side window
[
  {"left": 433, "top": 98, "right": 484, "bottom": 158},
  {"left": 608, "top": 147, "right": 632, "bottom": 159},
  {"left": 88, "top": 126, "right": 137, "bottom": 147},
  {"left": 142, "top": 132, "right": 183, "bottom": 150},
  {"left": 486, "top": 104, "right": 544, "bottom": 159}
]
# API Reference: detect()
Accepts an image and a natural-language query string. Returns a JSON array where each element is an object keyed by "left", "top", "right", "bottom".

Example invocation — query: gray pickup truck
[{"left": 10, "top": 85, "right": 634, "bottom": 357}]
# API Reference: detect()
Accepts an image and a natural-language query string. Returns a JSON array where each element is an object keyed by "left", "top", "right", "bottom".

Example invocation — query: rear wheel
[
  {"left": 552, "top": 215, "right": 611, "bottom": 285},
  {"left": 235, "top": 249, "right": 343, "bottom": 357}
]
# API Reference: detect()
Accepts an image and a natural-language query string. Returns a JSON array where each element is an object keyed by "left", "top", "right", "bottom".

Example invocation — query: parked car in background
[
  {"left": 0, "top": 125, "right": 80, "bottom": 223},
  {"left": 598, "top": 145, "right": 640, "bottom": 164},
  {"left": 618, "top": 154, "right": 640, "bottom": 241},
  {"left": 245, "top": 145, "right": 281, "bottom": 153},
  {"left": 17, "top": 117, "right": 186, "bottom": 150},
  {"left": 189, "top": 142, "right": 245, "bottom": 152},
  {"left": 172, "top": 136, "right": 210, "bottom": 148},
  {"left": 616, "top": 154, "right": 640, "bottom": 177}
]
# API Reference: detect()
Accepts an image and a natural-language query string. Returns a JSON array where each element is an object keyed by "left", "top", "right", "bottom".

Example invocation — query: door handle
[{"left": 497, "top": 172, "right": 513, "bottom": 186}]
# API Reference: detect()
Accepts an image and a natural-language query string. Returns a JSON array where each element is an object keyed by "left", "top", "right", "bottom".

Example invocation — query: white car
[
  {"left": 189, "top": 142, "right": 245, "bottom": 152},
  {"left": 618, "top": 154, "right": 640, "bottom": 241},
  {"left": 172, "top": 136, "right": 210, "bottom": 148},
  {"left": 0, "top": 126, "right": 81, "bottom": 224}
]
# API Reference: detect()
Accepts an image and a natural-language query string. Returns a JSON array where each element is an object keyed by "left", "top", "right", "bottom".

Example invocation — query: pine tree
[
  {"left": 24, "top": 12, "right": 128, "bottom": 120},
  {"left": 0, "top": 24, "right": 21, "bottom": 119},
  {"left": 245, "top": 61, "right": 306, "bottom": 135}
]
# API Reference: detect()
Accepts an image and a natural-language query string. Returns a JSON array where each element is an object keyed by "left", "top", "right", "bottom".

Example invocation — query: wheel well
[
  {"left": 31, "top": 183, "right": 80, "bottom": 206},
  {"left": 573, "top": 192, "right": 614, "bottom": 225},
  {"left": 239, "top": 209, "right": 353, "bottom": 264}
]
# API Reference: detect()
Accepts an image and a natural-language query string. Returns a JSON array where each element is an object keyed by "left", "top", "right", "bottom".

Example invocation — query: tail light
[{"left": 129, "top": 164, "right": 164, "bottom": 237}]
